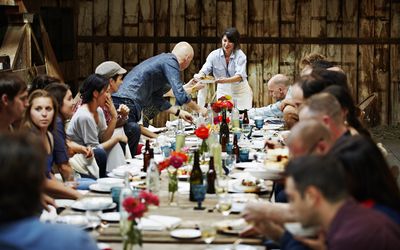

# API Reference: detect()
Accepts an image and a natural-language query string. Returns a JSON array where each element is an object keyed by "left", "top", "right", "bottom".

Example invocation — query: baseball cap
[{"left": 95, "top": 61, "right": 127, "bottom": 79}]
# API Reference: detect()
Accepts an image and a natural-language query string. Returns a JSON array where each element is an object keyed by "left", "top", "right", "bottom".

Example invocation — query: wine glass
[
  {"left": 215, "top": 176, "right": 229, "bottom": 196},
  {"left": 241, "top": 124, "right": 252, "bottom": 142},
  {"left": 217, "top": 194, "right": 232, "bottom": 216},
  {"left": 225, "top": 154, "right": 237, "bottom": 173},
  {"left": 199, "top": 223, "right": 217, "bottom": 249},
  {"left": 85, "top": 209, "right": 101, "bottom": 236}
]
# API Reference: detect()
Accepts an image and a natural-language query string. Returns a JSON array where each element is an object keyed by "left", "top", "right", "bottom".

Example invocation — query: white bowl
[{"left": 244, "top": 168, "right": 282, "bottom": 180}]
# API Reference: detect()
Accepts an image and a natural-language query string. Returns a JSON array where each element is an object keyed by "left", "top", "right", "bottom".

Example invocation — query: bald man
[
  {"left": 249, "top": 74, "right": 291, "bottom": 119},
  {"left": 112, "top": 42, "right": 207, "bottom": 127}
]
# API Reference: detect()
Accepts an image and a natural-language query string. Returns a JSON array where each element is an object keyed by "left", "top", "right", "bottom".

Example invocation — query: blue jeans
[
  {"left": 112, "top": 97, "right": 141, "bottom": 156},
  {"left": 93, "top": 147, "right": 107, "bottom": 178}
]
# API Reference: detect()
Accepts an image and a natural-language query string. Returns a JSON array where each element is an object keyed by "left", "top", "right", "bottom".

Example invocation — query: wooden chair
[{"left": 357, "top": 92, "right": 377, "bottom": 126}]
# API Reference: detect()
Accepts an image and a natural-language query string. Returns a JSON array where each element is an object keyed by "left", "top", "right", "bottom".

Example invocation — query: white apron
[{"left": 217, "top": 80, "right": 253, "bottom": 110}]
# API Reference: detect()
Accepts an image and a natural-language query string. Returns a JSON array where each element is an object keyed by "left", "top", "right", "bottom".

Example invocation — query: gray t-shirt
[{"left": 66, "top": 106, "right": 107, "bottom": 148}]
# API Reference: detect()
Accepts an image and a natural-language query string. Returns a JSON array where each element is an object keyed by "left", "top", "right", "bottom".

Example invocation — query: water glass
[
  {"left": 161, "top": 145, "right": 171, "bottom": 158},
  {"left": 225, "top": 154, "right": 236, "bottom": 172},
  {"left": 217, "top": 194, "right": 232, "bottom": 216},
  {"left": 199, "top": 222, "right": 217, "bottom": 248},
  {"left": 254, "top": 117, "right": 264, "bottom": 129},
  {"left": 111, "top": 187, "right": 122, "bottom": 211},
  {"left": 215, "top": 176, "right": 229, "bottom": 195},
  {"left": 239, "top": 148, "right": 250, "bottom": 162}
]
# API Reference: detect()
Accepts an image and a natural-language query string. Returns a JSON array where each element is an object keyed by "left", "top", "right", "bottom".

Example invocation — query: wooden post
[
  {"left": 390, "top": 2, "right": 400, "bottom": 125},
  {"left": 123, "top": 0, "right": 139, "bottom": 68}
]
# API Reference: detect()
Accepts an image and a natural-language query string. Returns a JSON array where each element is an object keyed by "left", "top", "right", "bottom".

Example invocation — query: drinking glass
[
  {"left": 225, "top": 154, "right": 236, "bottom": 172},
  {"left": 85, "top": 209, "right": 101, "bottom": 229},
  {"left": 215, "top": 176, "right": 229, "bottom": 195},
  {"left": 239, "top": 148, "right": 250, "bottom": 162},
  {"left": 217, "top": 194, "right": 232, "bottom": 216},
  {"left": 200, "top": 223, "right": 217, "bottom": 249},
  {"left": 254, "top": 117, "right": 264, "bottom": 130},
  {"left": 241, "top": 124, "right": 252, "bottom": 142}
]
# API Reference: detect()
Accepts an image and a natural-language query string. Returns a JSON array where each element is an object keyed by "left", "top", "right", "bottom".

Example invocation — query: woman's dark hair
[
  {"left": 0, "top": 132, "right": 45, "bottom": 223},
  {"left": 322, "top": 85, "right": 371, "bottom": 137},
  {"left": 23, "top": 89, "right": 58, "bottom": 132},
  {"left": 0, "top": 73, "right": 27, "bottom": 101},
  {"left": 329, "top": 136, "right": 400, "bottom": 213},
  {"left": 222, "top": 27, "right": 240, "bottom": 50},
  {"left": 44, "top": 83, "right": 70, "bottom": 120},
  {"left": 310, "top": 59, "right": 334, "bottom": 69},
  {"left": 79, "top": 74, "right": 109, "bottom": 104},
  {"left": 299, "top": 69, "right": 350, "bottom": 99},
  {"left": 29, "top": 75, "right": 60, "bottom": 95}
]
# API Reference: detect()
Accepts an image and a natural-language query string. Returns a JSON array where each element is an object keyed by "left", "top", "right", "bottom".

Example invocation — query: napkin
[{"left": 139, "top": 215, "right": 182, "bottom": 231}]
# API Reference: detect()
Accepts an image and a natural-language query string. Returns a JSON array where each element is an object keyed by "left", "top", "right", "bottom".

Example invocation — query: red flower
[
  {"left": 123, "top": 197, "right": 147, "bottom": 220},
  {"left": 170, "top": 151, "right": 189, "bottom": 162},
  {"left": 211, "top": 97, "right": 233, "bottom": 113},
  {"left": 139, "top": 191, "right": 160, "bottom": 206},
  {"left": 218, "top": 115, "right": 230, "bottom": 123},
  {"left": 195, "top": 125, "right": 210, "bottom": 139},
  {"left": 158, "top": 158, "right": 170, "bottom": 172},
  {"left": 169, "top": 155, "right": 183, "bottom": 168}
]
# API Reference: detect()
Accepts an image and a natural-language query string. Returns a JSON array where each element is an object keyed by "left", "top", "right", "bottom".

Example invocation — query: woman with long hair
[
  {"left": 66, "top": 74, "right": 127, "bottom": 178},
  {"left": 22, "top": 89, "right": 81, "bottom": 199}
]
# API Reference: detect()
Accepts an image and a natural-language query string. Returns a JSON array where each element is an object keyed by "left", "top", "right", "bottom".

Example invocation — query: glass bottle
[
  {"left": 242, "top": 109, "right": 250, "bottom": 125},
  {"left": 219, "top": 109, "right": 230, "bottom": 152},
  {"left": 146, "top": 159, "right": 160, "bottom": 195},
  {"left": 175, "top": 119, "right": 185, "bottom": 152},
  {"left": 143, "top": 139, "right": 151, "bottom": 172},
  {"left": 206, "top": 156, "right": 216, "bottom": 194},
  {"left": 119, "top": 172, "right": 133, "bottom": 234},
  {"left": 232, "top": 134, "right": 240, "bottom": 163},
  {"left": 231, "top": 99, "right": 240, "bottom": 129},
  {"left": 189, "top": 150, "right": 203, "bottom": 201}
]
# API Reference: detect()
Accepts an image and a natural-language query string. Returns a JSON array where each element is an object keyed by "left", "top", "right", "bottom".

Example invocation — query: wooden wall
[{"left": 22, "top": 0, "right": 400, "bottom": 126}]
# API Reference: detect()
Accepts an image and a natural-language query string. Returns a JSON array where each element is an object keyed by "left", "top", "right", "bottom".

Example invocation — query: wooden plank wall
[{"left": 74, "top": 0, "right": 400, "bottom": 126}]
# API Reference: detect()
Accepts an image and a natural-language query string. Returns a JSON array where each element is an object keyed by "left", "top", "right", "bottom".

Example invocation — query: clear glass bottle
[
  {"left": 231, "top": 99, "right": 240, "bottom": 129},
  {"left": 146, "top": 159, "right": 160, "bottom": 195},
  {"left": 119, "top": 172, "right": 133, "bottom": 235}
]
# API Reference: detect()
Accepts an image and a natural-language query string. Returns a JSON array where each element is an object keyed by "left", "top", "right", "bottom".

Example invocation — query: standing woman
[
  {"left": 66, "top": 74, "right": 127, "bottom": 178},
  {"left": 195, "top": 27, "right": 253, "bottom": 110},
  {"left": 22, "top": 90, "right": 81, "bottom": 199}
]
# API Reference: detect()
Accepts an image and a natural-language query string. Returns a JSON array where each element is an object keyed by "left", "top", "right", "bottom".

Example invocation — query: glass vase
[
  {"left": 121, "top": 219, "right": 142, "bottom": 250},
  {"left": 168, "top": 167, "right": 179, "bottom": 206}
]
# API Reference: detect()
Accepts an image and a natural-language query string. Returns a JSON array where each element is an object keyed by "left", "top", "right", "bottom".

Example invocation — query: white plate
[
  {"left": 234, "top": 162, "right": 264, "bottom": 170},
  {"left": 55, "top": 215, "right": 89, "bottom": 228},
  {"left": 100, "top": 212, "right": 120, "bottom": 222},
  {"left": 229, "top": 180, "right": 268, "bottom": 194},
  {"left": 284, "top": 222, "right": 318, "bottom": 237},
  {"left": 212, "top": 245, "right": 256, "bottom": 250},
  {"left": 170, "top": 229, "right": 201, "bottom": 239},
  {"left": 55, "top": 199, "right": 75, "bottom": 208},
  {"left": 229, "top": 172, "right": 253, "bottom": 179},
  {"left": 264, "top": 124, "right": 284, "bottom": 130},
  {"left": 71, "top": 197, "right": 115, "bottom": 211},
  {"left": 97, "top": 243, "right": 111, "bottom": 250},
  {"left": 89, "top": 184, "right": 112, "bottom": 193},
  {"left": 97, "top": 177, "right": 124, "bottom": 187},
  {"left": 244, "top": 169, "right": 283, "bottom": 180}
]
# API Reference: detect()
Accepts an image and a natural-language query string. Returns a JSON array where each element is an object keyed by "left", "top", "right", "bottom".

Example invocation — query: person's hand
[
  {"left": 41, "top": 193, "right": 56, "bottom": 211},
  {"left": 215, "top": 77, "right": 226, "bottom": 84},
  {"left": 118, "top": 104, "right": 130, "bottom": 119},
  {"left": 193, "top": 73, "right": 204, "bottom": 81},
  {"left": 295, "top": 231, "right": 327, "bottom": 250},
  {"left": 76, "top": 145, "right": 92, "bottom": 158},
  {"left": 242, "top": 201, "right": 270, "bottom": 223},
  {"left": 118, "top": 134, "right": 128, "bottom": 143},
  {"left": 192, "top": 81, "right": 205, "bottom": 92},
  {"left": 179, "top": 110, "right": 193, "bottom": 123},
  {"left": 280, "top": 99, "right": 296, "bottom": 111},
  {"left": 105, "top": 94, "right": 118, "bottom": 119},
  {"left": 199, "top": 106, "right": 208, "bottom": 117}
]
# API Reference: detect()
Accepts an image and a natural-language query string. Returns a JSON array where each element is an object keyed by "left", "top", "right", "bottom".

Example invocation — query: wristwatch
[{"left": 175, "top": 109, "right": 180, "bottom": 116}]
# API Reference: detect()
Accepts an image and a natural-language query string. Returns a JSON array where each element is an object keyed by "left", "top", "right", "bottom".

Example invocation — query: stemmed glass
[
  {"left": 199, "top": 222, "right": 217, "bottom": 249},
  {"left": 216, "top": 194, "right": 232, "bottom": 216},
  {"left": 241, "top": 124, "right": 252, "bottom": 143},
  {"left": 85, "top": 209, "right": 102, "bottom": 236},
  {"left": 215, "top": 176, "right": 229, "bottom": 196},
  {"left": 225, "top": 154, "right": 237, "bottom": 173}
]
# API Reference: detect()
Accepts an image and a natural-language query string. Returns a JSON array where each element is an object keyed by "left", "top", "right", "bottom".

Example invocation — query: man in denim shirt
[{"left": 112, "top": 42, "right": 207, "bottom": 145}]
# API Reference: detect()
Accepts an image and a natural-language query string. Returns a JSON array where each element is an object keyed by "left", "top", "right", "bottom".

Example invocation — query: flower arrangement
[
  {"left": 158, "top": 151, "right": 189, "bottom": 205},
  {"left": 121, "top": 191, "right": 159, "bottom": 249},
  {"left": 195, "top": 125, "right": 210, "bottom": 155},
  {"left": 211, "top": 95, "right": 234, "bottom": 113}
]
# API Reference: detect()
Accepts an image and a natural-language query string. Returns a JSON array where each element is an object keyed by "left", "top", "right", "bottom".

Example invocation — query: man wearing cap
[
  {"left": 111, "top": 42, "right": 207, "bottom": 131},
  {"left": 95, "top": 61, "right": 141, "bottom": 157}
]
